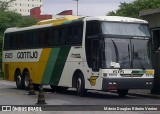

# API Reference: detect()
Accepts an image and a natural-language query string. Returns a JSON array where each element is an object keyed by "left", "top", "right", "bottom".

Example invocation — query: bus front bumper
[{"left": 102, "top": 78, "right": 153, "bottom": 91}]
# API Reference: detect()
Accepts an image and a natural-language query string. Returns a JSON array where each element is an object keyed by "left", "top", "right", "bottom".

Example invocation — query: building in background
[
  {"left": 1, "top": 0, "right": 73, "bottom": 20},
  {"left": 30, "top": 7, "right": 52, "bottom": 21},
  {"left": 30, "top": 7, "right": 73, "bottom": 21},
  {"left": 57, "top": 10, "right": 73, "bottom": 15},
  {"left": 140, "top": 8, "right": 160, "bottom": 94},
  {"left": 0, "top": 0, "right": 43, "bottom": 15}
]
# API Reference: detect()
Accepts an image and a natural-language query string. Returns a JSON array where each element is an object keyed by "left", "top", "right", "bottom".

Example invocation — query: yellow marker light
[
  {"left": 146, "top": 70, "right": 154, "bottom": 75},
  {"left": 88, "top": 76, "right": 98, "bottom": 86}
]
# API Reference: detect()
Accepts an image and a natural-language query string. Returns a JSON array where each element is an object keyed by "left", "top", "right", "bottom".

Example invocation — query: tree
[
  {"left": 0, "top": 10, "right": 38, "bottom": 44},
  {"left": 0, "top": 0, "right": 15, "bottom": 11},
  {"left": 107, "top": 0, "right": 160, "bottom": 18},
  {"left": 0, "top": 0, "right": 38, "bottom": 72}
]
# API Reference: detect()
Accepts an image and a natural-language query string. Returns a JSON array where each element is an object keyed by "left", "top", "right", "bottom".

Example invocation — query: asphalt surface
[{"left": 0, "top": 80, "right": 160, "bottom": 114}]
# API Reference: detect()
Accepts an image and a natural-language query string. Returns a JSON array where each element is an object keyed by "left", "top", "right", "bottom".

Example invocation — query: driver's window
[{"left": 91, "top": 39, "right": 100, "bottom": 71}]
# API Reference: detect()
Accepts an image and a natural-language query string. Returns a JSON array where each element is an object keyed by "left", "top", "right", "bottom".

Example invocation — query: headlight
[{"left": 146, "top": 70, "right": 154, "bottom": 75}]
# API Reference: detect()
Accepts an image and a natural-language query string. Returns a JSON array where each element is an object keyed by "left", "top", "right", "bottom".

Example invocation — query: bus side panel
[
  {"left": 59, "top": 46, "right": 81, "bottom": 87},
  {"left": 41, "top": 47, "right": 71, "bottom": 86},
  {"left": 33, "top": 48, "right": 51, "bottom": 84},
  {"left": 2, "top": 48, "right": 51, "bottom": 84},
  {"left": 49, "top": 47, "right": 71, "bottom": 86},
  {"left": 2, "top": 62, "right": 34, "bottom": 81},
  {"left": 62, "top": 46, "right": 92, "bottom": 89},
  {"left": 41, "top": 48, "right": 60, "bottom": 85}
]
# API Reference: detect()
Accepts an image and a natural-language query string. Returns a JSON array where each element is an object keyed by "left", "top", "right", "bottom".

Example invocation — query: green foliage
[
  {"left": 0, "top": 1, "right": 38, "bottom": 70},
  {"left": 107, "top": 0, "right": 160, "bottom": 18},
  {"left": 0, "top": 10, "right": 38, "bottom": 54},
  {"left": 0, "top": 10, "right": 22, "bottom": 32},
  {"left": 17, "top": 17, "right": 37, "bottom": 27}
]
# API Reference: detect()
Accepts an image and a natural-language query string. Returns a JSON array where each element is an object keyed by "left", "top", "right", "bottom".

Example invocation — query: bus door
[{"left": 90, "top": 39, "right": 100, "bottom": 71}]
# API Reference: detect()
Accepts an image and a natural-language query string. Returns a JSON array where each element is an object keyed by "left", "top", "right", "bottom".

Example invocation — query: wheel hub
[
  {"left": 24, "top": 75, "right": 29, "bottom": 87},
  {"left": 17, "top": 75, "right": 21, "bottom": 85},
  {"left": 77, "top": 78, "right": 81, "bottom": 91}
]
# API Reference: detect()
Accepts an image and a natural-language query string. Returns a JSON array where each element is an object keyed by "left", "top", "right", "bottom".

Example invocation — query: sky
[{"left": 42, "top": 0, "right": 135, "bottom": 16}]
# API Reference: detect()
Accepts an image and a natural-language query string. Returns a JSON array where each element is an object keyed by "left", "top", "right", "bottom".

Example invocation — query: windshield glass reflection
[{"left": 102, "top": 38, "right": 152, "bottom": 69}]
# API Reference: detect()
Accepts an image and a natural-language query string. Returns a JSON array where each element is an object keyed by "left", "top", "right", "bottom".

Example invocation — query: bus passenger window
[
  {"left": 26, "top": 32, "right": 32, "bottom": 48},
  {"left": 67, "top": 26, "right": 72, "bottom": 44},
  {"left": 32, "top": 31, "right": 39, "bottom": 47},
  {"left": 39, "top": 30, "right": 45, "bottom": 47},
  {"left": 73, "top": 26, "right": 78, "bottom": 43},
  {"left": 86, "top": 21, "right": 101, "bottom": 37},
  {"left": 15, "top": 33, "right": 25, "bottom": 49},
  {"left": 4, "top": 34, "right": 9, "bottom": 50},
  {"left": 77, "top": 25, "right": 83, "bottom": 44},
  {"left": 54, "top": 30, "right": 59, "bottom": 46},
  {"left": 45, "top": 29, "right": 51, "bottom": 46},
  {"left": 61, "top": 28, "right": 67, "bottom": 45}
]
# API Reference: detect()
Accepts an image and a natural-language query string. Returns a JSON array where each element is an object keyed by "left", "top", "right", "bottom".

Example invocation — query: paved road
[{"left": 0, "top": 80, "right": 160, "bottom": 114}]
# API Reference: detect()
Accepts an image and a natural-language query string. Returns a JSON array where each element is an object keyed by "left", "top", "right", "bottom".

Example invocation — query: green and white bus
[{"left": 2, "top": 16, "right": 154, "bottom": 97}]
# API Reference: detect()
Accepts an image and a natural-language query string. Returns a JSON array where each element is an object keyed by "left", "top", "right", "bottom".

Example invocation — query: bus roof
[
  {"left": 4, "top": 15, "right": 81, "bottom": 34},
  {"left": 37, "top": 15, "right": 80, "bottom": 25},
  {"left": 4, "top": 24, "right": 53, "bottom": 34},
  {"left": 4, "top": 16, "right": 148, "bottom": 34},
  {"left": 84, "top": 16, "right": 148, "bottom": 23}
]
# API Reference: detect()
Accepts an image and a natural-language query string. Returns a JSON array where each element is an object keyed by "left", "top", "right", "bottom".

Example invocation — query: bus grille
[{"left": 120, "top": 74, "right": 143, "bottom": 77}]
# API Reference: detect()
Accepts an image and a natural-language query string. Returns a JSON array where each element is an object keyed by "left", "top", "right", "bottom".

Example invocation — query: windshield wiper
[{"left": 111, "top": 39, "right": 119, "bottom": 63}]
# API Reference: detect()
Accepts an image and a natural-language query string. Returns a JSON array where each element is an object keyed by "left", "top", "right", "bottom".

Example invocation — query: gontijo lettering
[{"left": 17, "top": 51, "right": 38, "bottom": 59}]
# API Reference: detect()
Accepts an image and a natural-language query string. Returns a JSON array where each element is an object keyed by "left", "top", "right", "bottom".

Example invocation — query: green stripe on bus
[
  {"left": 131, "top": 70, "right": 146, "bottom": 74},
  {"left": 41, "top": 48, "right": 60, "bottom": 84},
  {"left": 139, "top": 70, "right": 146, "bottom": 74},
  {"left": 49, "top": 46, "right": 71, "bottom": 85},
  {"left": 131, "top": 71, "right": 139, "bottom": 74}
]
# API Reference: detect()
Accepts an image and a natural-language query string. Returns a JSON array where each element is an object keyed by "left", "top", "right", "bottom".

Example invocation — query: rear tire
[
  {"left": 76, "top": 73, "right": 86, "bottom": 97},
  {"left": 15, "top": 71, "right": 23, "bottom": 89},
  {"left": 117, "top": 89, "right": 128, "bottom": 97},
  {"left": 23, "top": 71, "right": 30, "bottom": 90}
]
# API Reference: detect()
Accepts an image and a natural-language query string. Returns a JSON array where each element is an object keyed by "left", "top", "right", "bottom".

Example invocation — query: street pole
[
  {"left": 73, "top": 0, "right": 79, "bottom": 16},
  {"left": 77, "top": 0, "right": 78, "bottom": 16}
]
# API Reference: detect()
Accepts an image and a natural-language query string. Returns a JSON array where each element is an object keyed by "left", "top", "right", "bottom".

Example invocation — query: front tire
[
  {"left": 117, "top": 89, "right": 128, "bottom": 97},
  {"left": 15, "top": 71, "right": 23, "bottom": 89},
  {"left": 76, "top": 73, "right": 86, "bottom": 97}
]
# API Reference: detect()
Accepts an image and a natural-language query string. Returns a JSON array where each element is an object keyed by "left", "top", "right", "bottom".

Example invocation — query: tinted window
[
  {"left": 15, "top": 33, "right": 26, "bottom": 49},
  {"left": 67, "top": 22, "right": 83, "bottom": 45},
  {"left": 86, "top": 21, "right": 101, "bottom": 37},
  {"left": 26, "top": 31, "right": 32, "bottom": 48},
  {"left": 32, "top": 30, "right": 39, "bottom": 47},
  {"left": 3, "top": 22, "right": 83, "bottom": 50},
  {"left": 53, "top": 29, "right": 59, "bottom": 46}
]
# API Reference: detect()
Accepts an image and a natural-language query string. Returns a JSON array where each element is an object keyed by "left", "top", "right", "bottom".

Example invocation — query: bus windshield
[
  {"left": 101, "top": 22, "right": 150, "bottom": 37},
  {"left": 102, "top": 38, "right": 152, "bottom": 69}
]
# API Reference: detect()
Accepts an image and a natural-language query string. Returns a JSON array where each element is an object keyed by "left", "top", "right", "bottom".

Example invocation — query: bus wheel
[
  {"left": 15, "top": 71, "right": 23, "bottom": 89},
  {"left": 23, "top": 71, "right": 30, "bottom": 90},
  {"left": 76, "top": 74, "right": 86, "bottom": 97},
  {"left": 117, "top": 89, "right": 128, "bottom": 97}
]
